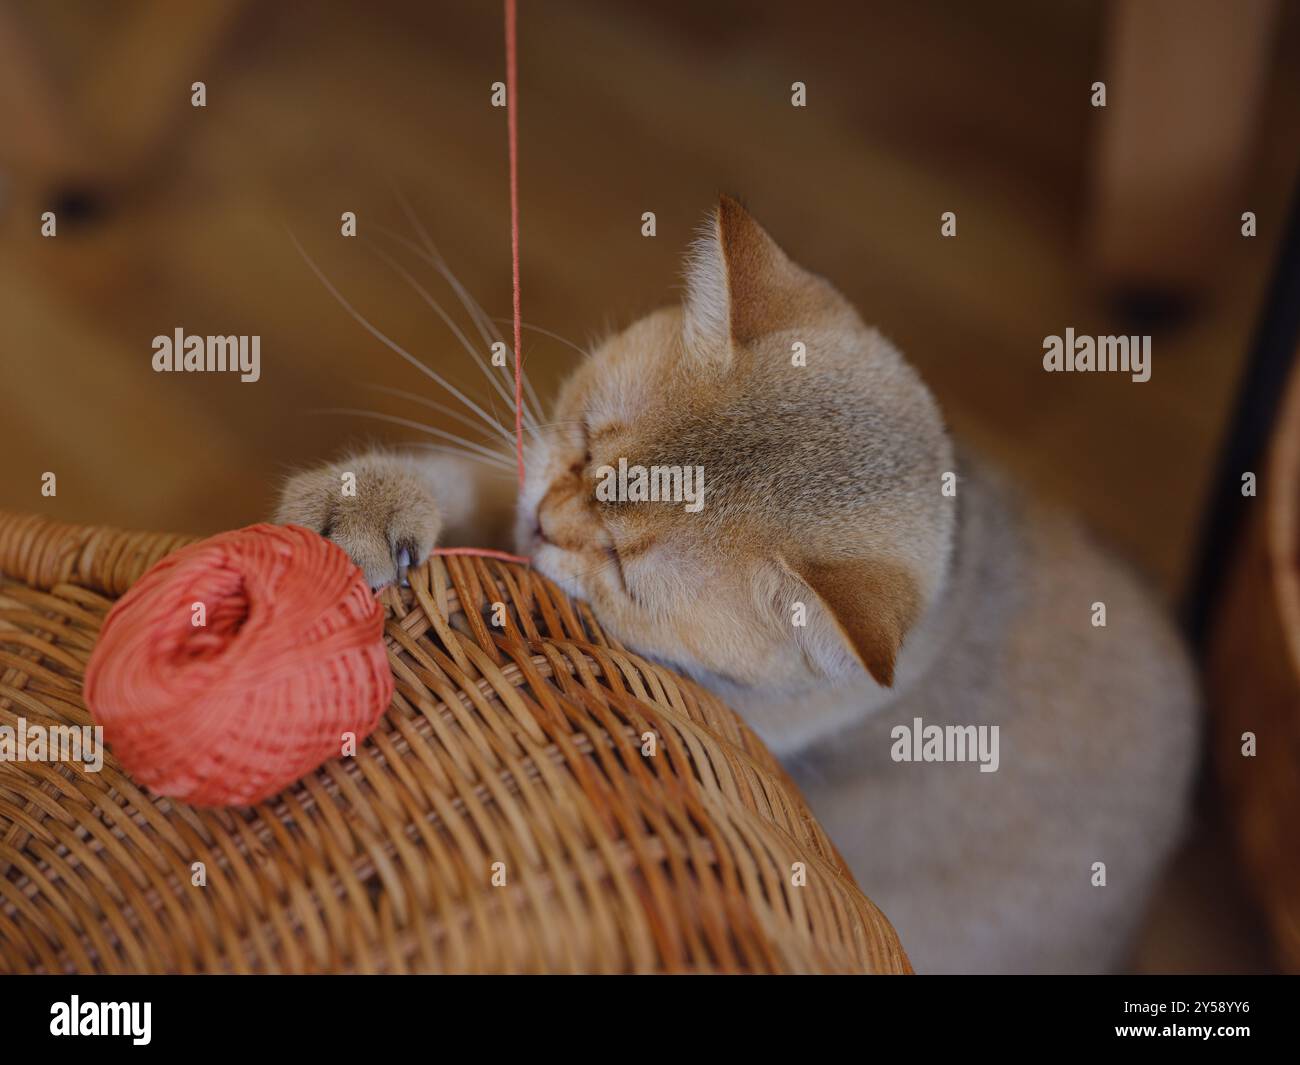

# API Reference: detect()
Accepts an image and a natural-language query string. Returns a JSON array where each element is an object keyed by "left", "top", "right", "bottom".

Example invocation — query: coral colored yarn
[{"left": 84, "top": 524, "right": 393, "bottom": 806}]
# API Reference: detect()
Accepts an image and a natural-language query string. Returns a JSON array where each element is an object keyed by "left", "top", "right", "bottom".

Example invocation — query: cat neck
[{"left": 724, "top": 452, "right": 1015, "bottom": 759}]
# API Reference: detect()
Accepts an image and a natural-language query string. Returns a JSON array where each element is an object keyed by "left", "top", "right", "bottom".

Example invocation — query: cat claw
[{"left": 393, "top": 541, "right": 423, "bottom": 588}]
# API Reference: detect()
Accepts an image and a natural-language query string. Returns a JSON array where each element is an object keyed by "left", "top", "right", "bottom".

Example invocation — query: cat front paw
[{"left": 276, "top": 451, "right": 443, "bottom": 589}]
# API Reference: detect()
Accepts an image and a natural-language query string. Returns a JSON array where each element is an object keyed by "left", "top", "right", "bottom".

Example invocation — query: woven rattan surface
[{"left": 0, "top": 511, "right": 909, "bottom": 974}]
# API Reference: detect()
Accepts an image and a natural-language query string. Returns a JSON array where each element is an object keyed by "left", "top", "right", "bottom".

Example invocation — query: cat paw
[{"left": 276, "top": 451, "right": 443, "bottom": 589}]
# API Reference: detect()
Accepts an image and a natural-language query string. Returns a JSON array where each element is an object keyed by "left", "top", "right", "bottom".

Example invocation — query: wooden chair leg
[
  {"left": 0, "top": 0, "right": 249, "bottom": 193},
  {"left": 1089, "top": 0, "right": 1279, "bottom": 295},
  {"left": 76, "top": 0, "right": 250, "bottom": 185},
  {"left": 0, "top": 4, "right": 83, "bottom": 182}
]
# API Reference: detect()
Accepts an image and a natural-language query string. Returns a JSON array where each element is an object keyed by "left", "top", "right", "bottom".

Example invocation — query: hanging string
[
  {"left": 506, "top": 0, "right": 524, "bottom": 489},
  {"left": 431, "top": 0, "right": 530, "bottom": 567}
]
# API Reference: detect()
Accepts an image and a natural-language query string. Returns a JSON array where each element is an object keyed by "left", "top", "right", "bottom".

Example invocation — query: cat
[{"left": 277, "top": 196, "right": 1199, "bottom": 973}]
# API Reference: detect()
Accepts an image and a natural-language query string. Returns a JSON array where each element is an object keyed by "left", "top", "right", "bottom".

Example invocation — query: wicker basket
[{"left": 0, "top": 511, "right": 909, "bottom": 974}]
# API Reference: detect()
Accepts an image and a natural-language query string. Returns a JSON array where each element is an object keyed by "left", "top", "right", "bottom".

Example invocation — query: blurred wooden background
[{"left": 3, "top": 0, "right": 1299, "bottom": 971}]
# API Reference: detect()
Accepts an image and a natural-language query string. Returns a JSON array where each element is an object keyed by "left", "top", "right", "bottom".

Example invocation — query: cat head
[{"left": 520, "top": 196, "right": 954, "bottom": 734}]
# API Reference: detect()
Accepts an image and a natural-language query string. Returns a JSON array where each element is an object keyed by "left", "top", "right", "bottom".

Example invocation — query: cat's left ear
[
  {"left": 683, "top": 195, "right": 832, "bottom": 356},
  {"left": 780, "top": 556, "right": 921, "bottom": 687}
]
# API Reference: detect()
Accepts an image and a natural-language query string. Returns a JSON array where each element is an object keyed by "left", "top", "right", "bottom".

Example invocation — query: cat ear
[
  {"left": 780, "top": 556, "right": 921, "bottom": 687},
  {"left": 683, "top": 195, "right": 822, "bottom": 354}
]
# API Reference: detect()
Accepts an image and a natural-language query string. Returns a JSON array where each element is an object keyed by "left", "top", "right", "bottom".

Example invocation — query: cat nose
[{"left": 536, "top": 489, "right": 587, "bottom": 552}]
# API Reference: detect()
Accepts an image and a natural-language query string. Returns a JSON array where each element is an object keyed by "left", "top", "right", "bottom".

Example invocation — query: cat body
[
  {"left": 780, "top": 460, "right": 1197, "bottom": 973},
  {"left": 279, "top": 197, "right": 1198, "bottom": 972}
]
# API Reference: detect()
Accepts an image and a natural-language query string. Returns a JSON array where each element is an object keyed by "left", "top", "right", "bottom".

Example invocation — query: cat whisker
[
  {"left": 522, "top": 420, "right": 585, "bottom": 436},
  {"left": 376, "top": 213, "right": 544, "bottom": 428},
  {"left": 386, "top": 188, "right": 496, "bottom": 351},
  {"left": 390, "top": 253, "right": 544, "bottom": 429},
  {"left": 362, "top": 383, "right": 511, "bottom": 445},
  {"left": 307, "top": 408, "right": 514, "bottom": 470},
  {"left": 490, "top": 316, "right": 590, "bottom": 360},
  {"left": 516, "top": 343, "right": 545, "bottom": 433},
  {"left": 381, "top": 192, "right": 544, "bottom": 426},
  {"left": 409, "top": 443, "right": 513, "bottom": 469},
  {"left": 563, "top": 552, "right": 623, "bottom": 588},
  {"left": 289, "top": 230, "right": 509, "bottom": 443},
  {"left": 490, "top": 317, "right": 583, "bottom": 427},
  {"left": 405, "top": 442, "right": 516, "bottom": 474},
  {"left": 362, "top": 237, "right": 529, "bottom": 431}
]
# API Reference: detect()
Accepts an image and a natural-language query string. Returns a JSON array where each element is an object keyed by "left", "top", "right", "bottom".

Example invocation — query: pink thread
[
  {"left": 433, "top": 546, "right": 532, "bottom": 564},
  {"left": 430, "top": 3, "right": 531, "bottom": 567},
  {"left": 506, "top": 0, "right": 524, "bottom": 490}
]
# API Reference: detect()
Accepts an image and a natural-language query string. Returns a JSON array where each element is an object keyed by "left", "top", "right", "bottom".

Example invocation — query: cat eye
[
  {"left": 581, "top": 419, "right": 632, "bottom": 478},
  {"left": 573, "top": 423, "right": 592, "bottom": 474},
  {"left": 579, "top": 420, "right": 593, "bottom": 466}
]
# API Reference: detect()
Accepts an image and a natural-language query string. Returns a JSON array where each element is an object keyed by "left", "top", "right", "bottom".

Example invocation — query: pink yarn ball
[{"left": 84, "top": 524, "right": 392, "bottom": 806}]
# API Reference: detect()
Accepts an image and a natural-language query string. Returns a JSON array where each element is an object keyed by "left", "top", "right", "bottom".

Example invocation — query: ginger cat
[{"left": 278, "top": 197, "right": 1198, "bottom": 973}]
